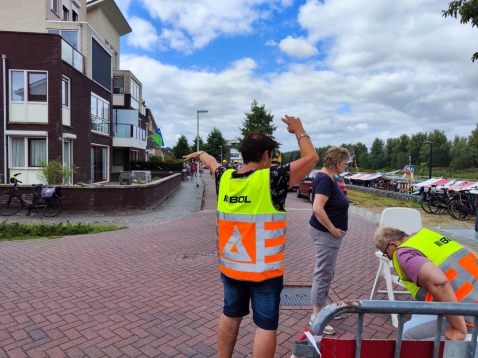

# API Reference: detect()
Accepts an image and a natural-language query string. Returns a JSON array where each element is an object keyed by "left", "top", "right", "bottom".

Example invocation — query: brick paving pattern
[{"left": 0, "top": 169, "right": 476, "bottom": 357}]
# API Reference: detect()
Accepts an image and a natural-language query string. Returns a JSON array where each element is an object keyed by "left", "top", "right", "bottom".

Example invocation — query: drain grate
[{"left": 281, "top": 287, "right": 311, "bottom": 306}]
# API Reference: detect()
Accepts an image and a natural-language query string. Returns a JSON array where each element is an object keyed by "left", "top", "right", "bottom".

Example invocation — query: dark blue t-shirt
[{"left": 309, "top": 172, "right": 349, "bottom": 232}]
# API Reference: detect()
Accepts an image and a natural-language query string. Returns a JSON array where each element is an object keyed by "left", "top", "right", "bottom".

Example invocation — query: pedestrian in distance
[
  {"left": 183, "top": 114, "right": 318, "bottom": 358},
  {"left": 374, "top": 226, "right": 474, "bottom": 341},
  {"left": 308, "top": 146, "right": 350, "bottom": 335}
]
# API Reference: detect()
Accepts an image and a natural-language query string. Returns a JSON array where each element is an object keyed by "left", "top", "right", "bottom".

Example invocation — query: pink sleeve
[{"left": 396, "top": 248, "right": 430, "bottom": 284}]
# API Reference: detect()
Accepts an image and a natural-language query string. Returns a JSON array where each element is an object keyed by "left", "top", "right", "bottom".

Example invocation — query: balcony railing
[
  {"left": 61, "top": 39, "right": 84, "bottom": 73},
  {"left": 114, "top": 124, "right": 146, "bottom": 140}
]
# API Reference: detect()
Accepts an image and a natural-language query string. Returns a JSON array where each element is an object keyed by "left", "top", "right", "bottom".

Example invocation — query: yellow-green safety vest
[{"left": 216, "top": 168, "right": 286, "bottom": 282}]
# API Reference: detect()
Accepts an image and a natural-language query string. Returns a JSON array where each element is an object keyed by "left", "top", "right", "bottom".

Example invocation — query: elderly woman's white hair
[{"left": 373, "top": 226, "right": 408, "bottom": 252}]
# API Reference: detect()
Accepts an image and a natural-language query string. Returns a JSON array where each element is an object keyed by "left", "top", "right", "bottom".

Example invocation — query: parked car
[
  {"left": 334, "top": 174, "right": 347, "bottom": 196},
  {"left": 297, "top": 170, "right": 318, "bottom": 202},
  {"left": 297, "top": 171, "right": 347, "bottom": 202}
]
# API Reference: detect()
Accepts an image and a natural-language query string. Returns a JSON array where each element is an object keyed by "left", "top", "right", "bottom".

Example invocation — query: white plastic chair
[{"left": 370, "top": 208, "right": 423, "bottom": 327}]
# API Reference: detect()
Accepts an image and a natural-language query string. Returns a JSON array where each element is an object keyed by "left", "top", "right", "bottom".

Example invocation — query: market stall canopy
[{"left": 447, "top": 181, "right": 478, "bottom": 192}]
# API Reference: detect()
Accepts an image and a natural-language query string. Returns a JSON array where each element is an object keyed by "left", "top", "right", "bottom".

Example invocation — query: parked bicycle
[
  {"left": 447, "top": 188, "right": 478, "bottom": 221},
  {"left": 0, "top": 173, "right": 62, "bottom": 217}
]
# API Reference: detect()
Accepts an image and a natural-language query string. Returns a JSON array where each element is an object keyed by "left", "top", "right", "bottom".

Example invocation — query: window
[
  {"left": 29, "top": 139, "right": 47, "bottom": 167},
  {"left": 92, "top": 39, "right": 111, "bottom": 90},
  {"left": 130, "top": 150, "right": 139, "bottom": 161},
  {"left": 11, "top": 71, "right": 47, "bottom": 102},
  {"left": 91, "top": 93, "right": 110, "bottom": 135},
  {"left": 113, "top": 76, "right": 124, "bottom": 94},
  {"left": 63, "top": 6, "right": 69, "bottom": 21},
  {"left": 72, "top": 10, "right": 78, "bottom": 22},
  {"left": 91, "top": 146, "right": 108, "bottom": 183},
  {"left": 48, "top": 29, "right": 79, "bottom": 50},
  {"left": 11, "top": 138, "right": 46, "bottom": 168},
  {"left": 52, "top": 0, "right": 59, "bottom": 14},
  {"left": 113, "top": 149, "right": 123, "bottom": 165},
  {"left": 62, "top": 77, "right": 69, "bottom": 107},
  {"left": 131, "top": 79, "right": 139, "bottom": 109}
]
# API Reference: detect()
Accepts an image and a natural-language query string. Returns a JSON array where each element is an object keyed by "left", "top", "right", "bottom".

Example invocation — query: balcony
[
  {"left": 113, "top": 124, "right": 146, "bottom": 150},
  {"left": 61, "top": 39, "right": 84, "bottom": 73}
]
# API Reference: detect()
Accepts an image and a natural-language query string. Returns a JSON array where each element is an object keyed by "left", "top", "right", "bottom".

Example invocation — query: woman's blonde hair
[
  {"left": 373, "top": 226, "right": 408, "bottom": 252},
  {"left": 323, "top": 146, "right": 350, "bottom": 169}
]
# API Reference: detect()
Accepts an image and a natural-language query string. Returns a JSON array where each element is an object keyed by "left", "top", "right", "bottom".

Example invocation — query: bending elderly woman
[{"left": 373, "top": 226, "right": 475, "bottom": 341}]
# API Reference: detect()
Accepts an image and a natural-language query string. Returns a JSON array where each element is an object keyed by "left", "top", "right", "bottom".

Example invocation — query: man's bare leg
[
  {"left": 217, "top": 314, "right": 242, "bottom": 358},
  {"left": 252, "top": 327, "right": 276, "bottom": 358}
]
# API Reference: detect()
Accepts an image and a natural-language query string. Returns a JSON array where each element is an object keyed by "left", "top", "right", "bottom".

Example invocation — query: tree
[
  {"left": 468, "top": 123, "right": 478, "bottom": 166},
  {"left": 450, "top": 135, "right": 472, "bottom": 170},
  {"left": 369, "top": 138, "right": 386, "bottom": 170},
  {"left": 421, "top": 130, "right": 452, "bottom": 168},
  {"left": 407, "top": 132, "right": 428, "bottom": 167},
  {"left": 204, "top": 127, "right": 227, "bottom": 161},
  {"left": 239, "top": 99, "right": 277, "bottom": 141},
  {"left": 443, "top": 0, "right": 478, "bottom": 62},
  {"left": 191, "top": 135, "right": 205, "bottom": 153},
  {"left": 172, "top": 135, "right": 190, "bottom": 159}
]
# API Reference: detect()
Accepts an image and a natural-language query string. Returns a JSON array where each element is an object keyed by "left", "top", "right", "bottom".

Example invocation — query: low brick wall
[{"left": 0, "top": 173, "right": 184, "bottom": 213}]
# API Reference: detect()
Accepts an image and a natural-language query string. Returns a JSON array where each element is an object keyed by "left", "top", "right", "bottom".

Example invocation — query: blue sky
[{"left": 115, "top": 0, "right": 478, "bottom": 153}]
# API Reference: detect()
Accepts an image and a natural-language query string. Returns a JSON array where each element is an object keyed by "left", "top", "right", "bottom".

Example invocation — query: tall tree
[
  {"left": 450, "top": 135, "right": 473, "bottom": 170},
  {"left": 204, "top": 127, "right": 227, "bottom": 161},
  {"left": 443, "top": 0, "right": 478, "bottom": 62},
  {"left": 172, "top": 135, "right": 191, "bottom": 159},
  {"left": 239, "top": 99, "right": 277, "bottom": 139},
  {"left": 407, "top": 132, "right": 428, "bottom": 166},
  {"left": 369, "top": 138, "right": 386, "bottom": 170},
  {"left": 190, "top": 135, "right": 205, "bottom": 153},
  {"left": 468, "top": 124, "right": 478, "bottom": 166},
  {"left": 421, "top": 130, "right": 452, "bottom": 168}
]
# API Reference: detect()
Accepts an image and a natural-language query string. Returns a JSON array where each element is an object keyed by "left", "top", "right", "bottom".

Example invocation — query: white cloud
[
  {"left": 279, "top": 36, "right": 318, "bottom": 58},
  {"left": 119, "top": 0, "right": 478, "bottom": 153},
  {"left": 265, "top": 39, "right": 278, "bottom": 46},
  {"left": 126, "top": 17, "right": 159, "bottom": 50},
  {"left": 137, "top": 0, "right": 290, "bottom": 52}
]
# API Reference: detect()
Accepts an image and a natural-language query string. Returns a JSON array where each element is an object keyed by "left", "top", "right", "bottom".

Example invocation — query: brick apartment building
[{"left": 0, "top": 0, "right": 159, "bottom": 185}]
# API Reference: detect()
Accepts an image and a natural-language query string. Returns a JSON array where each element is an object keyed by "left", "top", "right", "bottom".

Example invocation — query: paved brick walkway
[{"left": 0, "top": 170, "right": 476, "bottom": 357}]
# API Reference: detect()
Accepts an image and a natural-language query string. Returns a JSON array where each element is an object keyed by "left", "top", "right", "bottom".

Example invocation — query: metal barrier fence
[{"left": 292, "top": 300, "right": 478, "bottom": 358}]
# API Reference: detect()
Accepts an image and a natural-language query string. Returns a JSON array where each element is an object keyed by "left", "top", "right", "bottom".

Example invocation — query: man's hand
[{"left": 444, "top": 326, "right": 467, "bottom": 341}]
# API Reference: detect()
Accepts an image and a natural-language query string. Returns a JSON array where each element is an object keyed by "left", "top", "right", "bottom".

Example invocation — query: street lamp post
[
  {"left": 422, "top": 141, "right": 433, "bottom": 179},
  {"left": 196, "top": 110, "right": 208, "bottom": 187},
  {"left": 219, "top": 146, "right": 222, "bottom": 163}
]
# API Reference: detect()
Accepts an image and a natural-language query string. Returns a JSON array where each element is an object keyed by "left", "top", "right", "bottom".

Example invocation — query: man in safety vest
[
  {"left": 373, "top": 226, "right": 476, "bottom": 341},
  {"left": 183, "top": 115, "right": 318, "bottom": 358}
]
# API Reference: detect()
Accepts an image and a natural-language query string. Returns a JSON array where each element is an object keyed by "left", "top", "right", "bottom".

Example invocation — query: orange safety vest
[{"left": 216, "top": 168, "right": 286, "bottom": 282}]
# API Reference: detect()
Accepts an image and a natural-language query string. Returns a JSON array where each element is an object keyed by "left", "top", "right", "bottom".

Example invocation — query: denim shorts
[{"left": 220, "top": 273, "right": 283, "bottom": 330}]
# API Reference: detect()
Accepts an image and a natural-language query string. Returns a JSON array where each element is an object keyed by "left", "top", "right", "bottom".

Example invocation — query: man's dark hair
[{"left": 241, "top": 132, "right": 277, "bottom": 164}]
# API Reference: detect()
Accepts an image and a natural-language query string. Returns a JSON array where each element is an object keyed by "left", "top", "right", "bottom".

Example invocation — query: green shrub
[
  {"left": 0, "top": 221, "right": 124, "bottom": 241},
  {"left": 37, "top": 157, "right": 78, "bottom": 184}
]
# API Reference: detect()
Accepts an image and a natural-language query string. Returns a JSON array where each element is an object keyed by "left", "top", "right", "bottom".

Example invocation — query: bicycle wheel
[
  {"left": 420, "top": 198, "right": 432, "bottom": 213},
  {"left": 428, "top": 195, "right": 446, "bottom": 215},
  {"left": 34, "top": 195, "right": 62, "bottom": 217},
  {"left": 448, "top": 200, "right": 473, "bottom": 221},
  {"left": 0, "top": 193, "right": 23, "bottom": 216}
]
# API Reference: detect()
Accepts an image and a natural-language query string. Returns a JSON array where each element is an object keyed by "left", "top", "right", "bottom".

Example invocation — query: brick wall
[{"left": 0, "top": 173, "right": 183, "bottom": 213}]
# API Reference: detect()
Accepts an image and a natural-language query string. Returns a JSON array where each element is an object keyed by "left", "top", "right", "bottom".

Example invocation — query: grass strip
[{"left": 0, "top": 221, "right": 126, "bottom": 241}]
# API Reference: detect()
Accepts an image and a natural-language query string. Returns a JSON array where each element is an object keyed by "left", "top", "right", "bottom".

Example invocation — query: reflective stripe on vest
[
  {"left": 392, "top": 228, "right": 478, "bottom": 324},
  {"left": 217, "top": 169, "right": 286, "bottom": 282}
]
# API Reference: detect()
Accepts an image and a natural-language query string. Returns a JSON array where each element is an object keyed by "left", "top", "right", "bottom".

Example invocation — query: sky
[{"left": 115, "top": 0, "right": 478, "bottom": 153}]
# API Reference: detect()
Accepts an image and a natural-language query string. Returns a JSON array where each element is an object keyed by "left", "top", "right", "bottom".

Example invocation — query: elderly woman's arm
[
  {"left": 312, "top": 193, "right": 345, "bottom": 238},
  {"left": 417, "top": 262, "right": 467, "bottom": 341}
]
